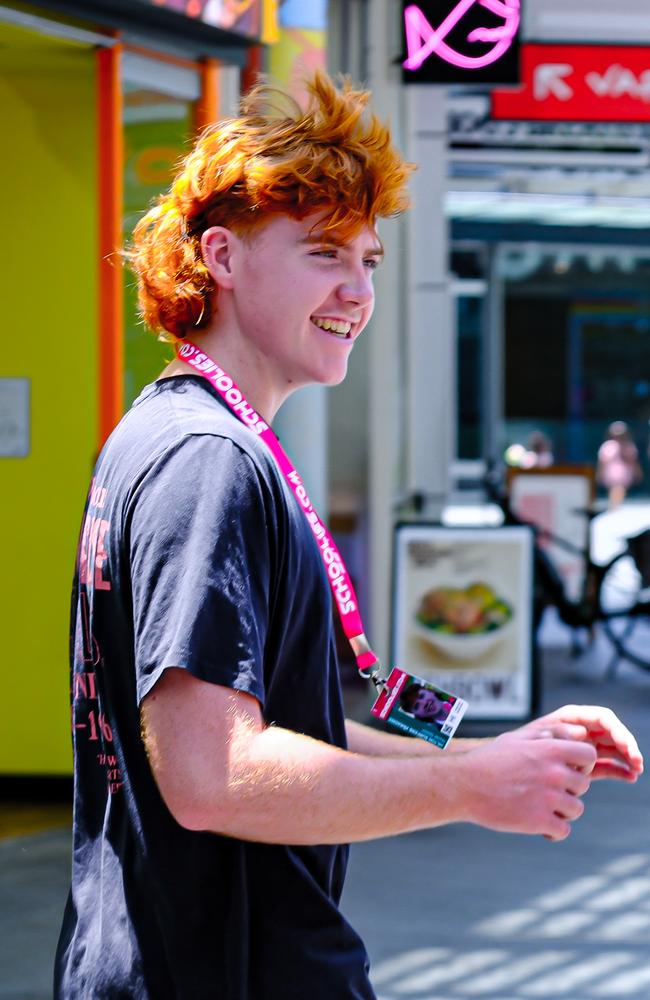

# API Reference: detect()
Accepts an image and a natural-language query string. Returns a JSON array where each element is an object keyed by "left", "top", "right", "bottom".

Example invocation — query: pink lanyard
[{"left": 176, "top": 341, "right": 380, "bottom": 681}]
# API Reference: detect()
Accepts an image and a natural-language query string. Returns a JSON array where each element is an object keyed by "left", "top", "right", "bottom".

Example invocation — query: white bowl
[{"left": 412, "top": 617, "right": 513, "bottom": 663}]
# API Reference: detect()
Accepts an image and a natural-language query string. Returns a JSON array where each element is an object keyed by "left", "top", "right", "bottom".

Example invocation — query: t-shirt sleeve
[{"left": 128, "top": 434, "right": 273, "bottom": 706}]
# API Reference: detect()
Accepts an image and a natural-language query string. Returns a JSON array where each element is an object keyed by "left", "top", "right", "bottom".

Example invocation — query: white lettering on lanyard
[{"left": 176, "top": 340, "right": 374, "bottom": 672}]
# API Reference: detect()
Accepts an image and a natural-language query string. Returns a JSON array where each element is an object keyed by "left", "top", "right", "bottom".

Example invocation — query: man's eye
[
  {"left": 364, "top": 258, "right": 380, "bottom": 271},
  {"left": 312, "top": 249, "right": 337, "bottom": 259}
]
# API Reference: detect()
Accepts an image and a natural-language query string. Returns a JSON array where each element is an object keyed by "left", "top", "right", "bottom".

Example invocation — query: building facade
[
  {"left": 0, "top": 0, "right": 277, "bottom": 775},
  {"left": 323, "top": 0, "right": 650, "bottom": 665}
]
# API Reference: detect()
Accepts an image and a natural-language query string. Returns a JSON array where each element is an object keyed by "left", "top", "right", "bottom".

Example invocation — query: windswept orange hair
[{"left": 128, "top": 70, "right": 415, "bottom": 339}]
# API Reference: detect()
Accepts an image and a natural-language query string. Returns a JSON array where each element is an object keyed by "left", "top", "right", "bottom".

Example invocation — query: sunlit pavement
[
  {"left": 0, "top": 827, "right": 70, "bottom": 999},
  {"left": 342, "top": 640, "right": 650, "bottom": 1000},
  {"left": 2, "top": 637, "right": 650, "bottom": 998}
]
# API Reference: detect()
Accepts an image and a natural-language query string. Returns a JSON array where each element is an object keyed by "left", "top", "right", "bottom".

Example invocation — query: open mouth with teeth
[{"left": 311, "top": 316, "right": 352, "bottom": 339}]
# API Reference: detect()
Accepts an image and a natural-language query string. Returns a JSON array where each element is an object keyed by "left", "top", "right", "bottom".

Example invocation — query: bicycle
[{"left": 483, "top": 467, "right": 650, "bottom": 676}]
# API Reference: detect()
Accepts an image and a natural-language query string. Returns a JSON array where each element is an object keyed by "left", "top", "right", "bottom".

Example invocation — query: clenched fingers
[
  {"left": 542, "top": 793, "right": 587, "bottom": 842},
  {"left": 564, "top": 767, "right": 592, "bottom": 798},
  {"left": 554, "top": 790, "right": 586, "bottom": 822},
  {"left": 554, "top": 737, "right": 597, "bottom": 774},
  {"left": 534, "top": 722, "right": 588, "bottom": 742},
  {"left": 592, "top": 757, "right": 641, "bottom": 782},
  {"left": 543, "top": 815, "right": 572, "bottom": 842},
  {"left": 548, "top": 705, "right": 643, "bottom": 776}
]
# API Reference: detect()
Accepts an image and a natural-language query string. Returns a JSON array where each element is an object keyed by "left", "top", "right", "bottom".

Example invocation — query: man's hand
[
  {"left": 458, "top": 733, "right": 596, "bottom": 841},
  {"left": 513, "top": 705, "right": 643, "bottom": 782}
]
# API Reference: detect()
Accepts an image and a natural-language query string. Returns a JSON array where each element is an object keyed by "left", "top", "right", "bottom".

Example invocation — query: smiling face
[
  {"left": 200, "top": 212, "right": 382, "bottom": 414},
  {"left": 411, "top": 688, "right": 448, "bottom": 722}
]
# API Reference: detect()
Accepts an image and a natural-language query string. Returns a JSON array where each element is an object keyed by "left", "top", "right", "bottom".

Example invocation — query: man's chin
[{"left": 322, "top": 364, "right": 349, "bottom": 388}]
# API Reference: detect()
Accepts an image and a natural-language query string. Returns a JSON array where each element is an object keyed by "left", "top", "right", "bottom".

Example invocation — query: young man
[{"left": 55, "top": 72, "right": 642, "bottom": 999}]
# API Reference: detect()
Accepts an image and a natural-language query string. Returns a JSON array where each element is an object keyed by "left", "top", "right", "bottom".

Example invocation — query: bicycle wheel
[{"left": 599, "top": 552, "right": 650, "bottom": 671}]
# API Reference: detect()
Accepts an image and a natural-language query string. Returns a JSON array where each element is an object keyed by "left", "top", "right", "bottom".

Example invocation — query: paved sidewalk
[
  {"left": 0, "top": 827, "right": 70, "bottom": 1000},
  {"left": 1, "top": 638, "right": 649, "bottom": 999}
]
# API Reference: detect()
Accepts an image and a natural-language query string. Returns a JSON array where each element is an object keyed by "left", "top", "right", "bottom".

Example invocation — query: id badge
[{"left": 371, "top": 667, "right": 468, "bottom": 749}]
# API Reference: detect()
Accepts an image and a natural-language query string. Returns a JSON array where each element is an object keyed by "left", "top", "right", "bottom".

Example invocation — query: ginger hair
[{"left": 127, "top": 70, "right": 415, "bottom": 340}]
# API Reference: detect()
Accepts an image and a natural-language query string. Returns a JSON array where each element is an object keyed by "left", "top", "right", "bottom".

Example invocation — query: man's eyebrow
[{"left": 299, "top": 233, "right": 385, "bottom": 257}]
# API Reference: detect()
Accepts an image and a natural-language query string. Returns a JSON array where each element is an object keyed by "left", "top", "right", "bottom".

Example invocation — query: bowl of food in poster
[{"left": 413, "top": 582, "right": 513, "bottom": 661}]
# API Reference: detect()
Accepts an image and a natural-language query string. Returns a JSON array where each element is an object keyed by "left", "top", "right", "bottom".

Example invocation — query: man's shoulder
[
  {"left": 123, "top": 375, "right": 274, "bottom": 470},
  {"left": 92, "top": 376, "right": 283, "bottom": 521}
]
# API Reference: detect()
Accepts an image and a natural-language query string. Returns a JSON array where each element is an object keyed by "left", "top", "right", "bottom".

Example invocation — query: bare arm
[
  {"left": 345, "top": 718, "right": 487, "bottom": 756},
  {"left": 142, "top": 668, "right": 597, "bottom": 844},
  {"left": 346, "top": 708, "right": 643, "bottom": 779}
]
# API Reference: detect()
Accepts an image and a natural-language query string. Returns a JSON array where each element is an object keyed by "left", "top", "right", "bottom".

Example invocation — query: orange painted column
[
  {"left": 241, "top": 45, "right": 263, "bottom": 94},
  {"left": 195, "top": 58, "right": 220, "bottom": 133},
  {"left": 96, "top": 43, "right": 124, "bottom": 448}
]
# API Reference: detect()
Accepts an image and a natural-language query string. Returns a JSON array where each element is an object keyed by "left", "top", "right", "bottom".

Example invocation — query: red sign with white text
[{"left": 492, "top": 45, "right": 650, "bottom": 121}]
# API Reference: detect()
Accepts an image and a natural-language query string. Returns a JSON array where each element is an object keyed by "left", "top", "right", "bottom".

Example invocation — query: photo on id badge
[{"left": 371, "top": 667, "right": 468, "bottom": 749}]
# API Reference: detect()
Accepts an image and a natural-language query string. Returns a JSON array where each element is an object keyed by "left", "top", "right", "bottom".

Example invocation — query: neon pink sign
[{"left": 403, "top": 0, "right": 520, "bottom": 72}]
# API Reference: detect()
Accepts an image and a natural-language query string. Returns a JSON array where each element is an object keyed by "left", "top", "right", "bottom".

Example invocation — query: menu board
[{"left": 392, "top": 524, "right": 536, "bottom": 721}]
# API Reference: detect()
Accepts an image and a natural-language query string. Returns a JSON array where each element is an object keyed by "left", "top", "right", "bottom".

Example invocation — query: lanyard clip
[{"left": 349, "top": 633, "right": 387, "bottom": 688}]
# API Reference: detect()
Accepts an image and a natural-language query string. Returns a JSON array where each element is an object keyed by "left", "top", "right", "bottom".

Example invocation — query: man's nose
[{"left": 337, "top": 267, "right": 374, "bottom": 308}]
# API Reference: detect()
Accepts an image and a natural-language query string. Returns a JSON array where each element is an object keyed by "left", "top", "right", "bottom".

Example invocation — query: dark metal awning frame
[{"left": 3, "top": 0, "right": 257, "bottom": 61}]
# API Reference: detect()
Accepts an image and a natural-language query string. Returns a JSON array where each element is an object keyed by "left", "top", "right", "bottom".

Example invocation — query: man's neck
[{"left": 158, "top": 327, "right": 290, "bottom": 424}]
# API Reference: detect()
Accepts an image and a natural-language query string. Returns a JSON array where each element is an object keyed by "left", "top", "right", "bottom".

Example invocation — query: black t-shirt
[{"left": 54, "top": 376, "right": 375, "bottom": 1000}]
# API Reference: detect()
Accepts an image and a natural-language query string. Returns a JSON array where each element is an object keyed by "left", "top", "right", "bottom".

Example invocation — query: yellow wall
[{"left": 0, "top": 25, "right": 97, "bottom": 774}]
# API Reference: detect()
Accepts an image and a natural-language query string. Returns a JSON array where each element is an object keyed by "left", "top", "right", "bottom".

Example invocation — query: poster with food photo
[{"left": 391, "top": 525, "right": 536, "bottom": 720}]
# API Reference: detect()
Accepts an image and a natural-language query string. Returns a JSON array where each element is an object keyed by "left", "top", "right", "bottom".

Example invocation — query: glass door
[{"left": 450, "top": 245, "right": 489, "bottom": 486}]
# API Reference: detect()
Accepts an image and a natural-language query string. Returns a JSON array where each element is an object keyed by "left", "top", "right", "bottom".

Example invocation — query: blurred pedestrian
[
  {"left": 526, "top": 430, "right": 554, "bottom": 468},
  {"left": 597, "top": 421, "right": 642, "bottom": 509},
  {"left": 504, "top": 430, "right": 554, "bottom": 470}
]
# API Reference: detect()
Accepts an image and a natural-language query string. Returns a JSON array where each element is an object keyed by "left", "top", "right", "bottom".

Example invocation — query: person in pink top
[{"left": 597, "top": 421, "right": 642, "bottom": 509}]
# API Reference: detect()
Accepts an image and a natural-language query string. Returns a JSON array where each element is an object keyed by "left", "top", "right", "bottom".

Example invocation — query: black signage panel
[{"left": 401, "top": 0, "right": 522, "bottom": 85}]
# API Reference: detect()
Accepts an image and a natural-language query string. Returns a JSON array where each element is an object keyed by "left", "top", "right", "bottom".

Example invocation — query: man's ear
[{"left": 201, "top": 226, "right": 237, "bottom": 289}]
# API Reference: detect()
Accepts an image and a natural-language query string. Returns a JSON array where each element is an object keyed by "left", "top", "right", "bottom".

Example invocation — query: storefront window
[
  {"left": 500, "top": 245, "right": 650, "bottom": 489},
  {"left": 456, "top": 294, "right": 485, "bottom": 459},
  {"left": 451, "top": 247, "right": 487, "bottom": 462}
]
